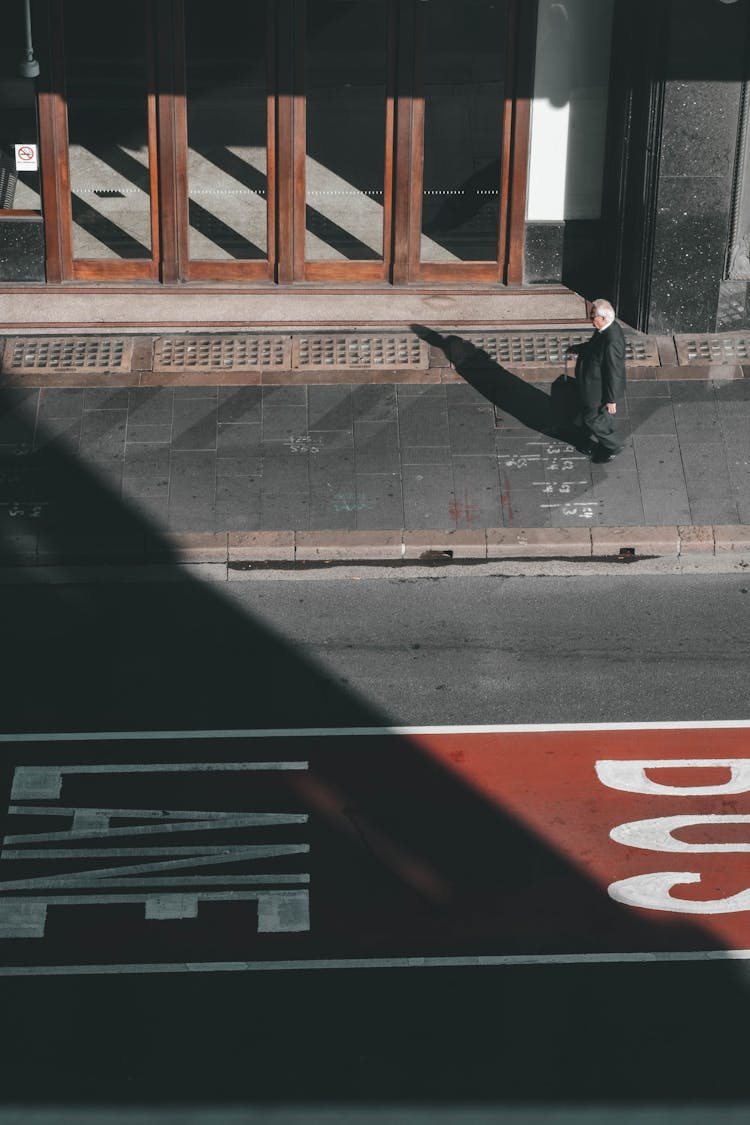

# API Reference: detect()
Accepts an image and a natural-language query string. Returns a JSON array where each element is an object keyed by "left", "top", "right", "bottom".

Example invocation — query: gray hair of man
[{"left": 590, "top": 299, "right": 615, "bottom": 326}]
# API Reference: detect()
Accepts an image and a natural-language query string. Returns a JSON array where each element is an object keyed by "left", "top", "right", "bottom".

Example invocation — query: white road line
[
  {"left": 1, "top": 949, "right": 749, "bottom": 975},
  {"left": 1, "top": 721, "right": 750, "bottom": 743}
]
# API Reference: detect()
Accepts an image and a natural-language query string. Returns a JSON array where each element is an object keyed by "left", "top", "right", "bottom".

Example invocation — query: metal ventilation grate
[
  {"left": 154, "top": 335, "right": 291, "bottom": 372},
  {"left": 3, "top": 336, "right": 132, "bottom": 374},
  {"left": 675, "top": 334, "right": 750, "bottom": 365},
  {"left": 292, "top": 334, "right": 429, "bottom": 369},
  {"left": 462, "top": 332, "right": 659, "bottom": 366}
]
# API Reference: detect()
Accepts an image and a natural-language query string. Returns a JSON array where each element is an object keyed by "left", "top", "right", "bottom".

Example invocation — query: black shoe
[{"left": 592, "top": 448, "right": 619, "bottom": 464}]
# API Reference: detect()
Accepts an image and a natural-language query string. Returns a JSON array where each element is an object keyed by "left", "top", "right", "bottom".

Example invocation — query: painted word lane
[{"left": 0, "top": 723, "right": 748, "bottom": 974}]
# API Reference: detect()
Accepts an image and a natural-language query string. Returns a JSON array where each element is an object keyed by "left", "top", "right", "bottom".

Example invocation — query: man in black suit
[{"left": 567, "top": 298, "right": 626, "bottom": 463}]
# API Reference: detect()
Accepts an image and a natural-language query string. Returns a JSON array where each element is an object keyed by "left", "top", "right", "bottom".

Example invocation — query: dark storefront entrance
[{"left": 34, "top": 0, "right": 529, "bottom": 286}]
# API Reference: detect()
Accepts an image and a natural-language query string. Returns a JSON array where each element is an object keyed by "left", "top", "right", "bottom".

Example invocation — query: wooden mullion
[
  {"left": 157, "top": 0, "right": 181, "bottom": 283},
  {"left": 275, "top": 0, "right": 296, "bottom": 283},
  {"left": 392, "top": 0, "right": 421, "bottom": 284},
  {"left": 146, "top": 0, "right": 161, "bottom": 273},
  {"left": 292, "top": 0, "right": 306, "bottom": 280},
  {"left": 503, "top": 0, "right": 534, "bottom": 285},
  {"left": 265, "top": 0, "right": 277, "bottom": 276},
  {"left": 37, "top": 0, "right": 71, "bottom": 282},
  {"left": 381, "top": 0, "right": 397, "bottom": 280}
]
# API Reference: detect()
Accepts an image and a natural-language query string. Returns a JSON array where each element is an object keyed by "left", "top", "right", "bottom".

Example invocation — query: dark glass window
[
  {"left": 420, "top": 0, "right": 507, "bottom": 262},
  {"left": 64, "top": 0, "right": 152, "bottom": 259},
  {"left": 305, "top": 0, "right": 388, "bottom": 261},
  {"left": 185, "top": 0, "right": 268, "bottom": 261}
]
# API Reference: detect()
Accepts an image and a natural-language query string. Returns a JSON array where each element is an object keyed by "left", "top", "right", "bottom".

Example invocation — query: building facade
[{"left": 1, "top": 0, "right": 749, "bottom": 334}]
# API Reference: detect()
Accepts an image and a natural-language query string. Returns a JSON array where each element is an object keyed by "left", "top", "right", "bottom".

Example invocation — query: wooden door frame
[
  {"left": 36, "top": 0, "right": 532, "bottom": 288},
  {"left": 406, "top": 0, "right": 526, "bottom": 285},
  {"left": 40, "top": 0, "right": 161, "bottom": 282},
  {"left": 172, "top": 0, "right": 276, "bottom": 282},
  {"left": 291, "top": 0, "right": 396, "bottom": 283}
]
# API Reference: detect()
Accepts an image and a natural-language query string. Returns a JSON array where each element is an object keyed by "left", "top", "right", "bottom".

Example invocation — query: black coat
[{"left": 575, "top": 321, "right": 627, "bottom": 409}]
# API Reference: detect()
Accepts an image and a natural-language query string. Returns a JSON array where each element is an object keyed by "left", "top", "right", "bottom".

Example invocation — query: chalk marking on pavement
[
  {"left": 1, "top": 721, "right": 750, "bottom": 743},
  {"left": 1, "top": 949, "right": 750, "bottom": 975}
]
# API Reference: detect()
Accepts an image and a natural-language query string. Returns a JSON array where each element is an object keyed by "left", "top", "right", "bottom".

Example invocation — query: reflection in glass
[
  {"left": 305, "top": 0, "right": 387, "bottom": 262},
  {"left": 185, "top": 0, "right": 268, "bottom": 260},
  {"left": 421, "top": 0, "right": 506, "bottom": 262},
  {"left": 0, "top": 5, "right": 41, "bottom": 214},
  {"left": 0, "top": 148, "right": 41, "bottom": 211},
  {"left": 64, "top": 0, "right": 152, "bottom": 259}
]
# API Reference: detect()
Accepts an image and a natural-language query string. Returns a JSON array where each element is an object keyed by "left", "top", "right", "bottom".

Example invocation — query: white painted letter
[
  {"left": 595, "top": 758, "right": 750, "bottom": 796},
  {"left": 608, "top": 872, "right": 750, "bottom": 914},
  {"left": 610, "top": 814, "right": 750, "bottom": 853}
]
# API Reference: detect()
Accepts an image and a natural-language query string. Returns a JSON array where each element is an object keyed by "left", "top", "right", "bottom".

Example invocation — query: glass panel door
[
  {"left": 414, "top": 0, "right": 510, "bottom": 280},
  {"left": 180, "top": 0, "right": 272, "bottom": 279},
  {"left": 299, "top": 0, "right": 392, "bottom": 280},
  {"left": 62, "top": 0, "right": 158, "bottom": 279}
]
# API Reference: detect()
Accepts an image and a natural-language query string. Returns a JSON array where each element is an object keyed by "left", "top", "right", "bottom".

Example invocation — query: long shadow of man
[{"left": 412, "top": 324, "right": 586, "bottom": 450}]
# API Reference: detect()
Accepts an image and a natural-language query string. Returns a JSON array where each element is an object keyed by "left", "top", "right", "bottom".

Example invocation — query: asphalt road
[
  {"left": 0, "top": 569, "right": 749, "bottom": 1119},
  {"left": 2, "top": 568, "right": 750, "bottom": 733}
]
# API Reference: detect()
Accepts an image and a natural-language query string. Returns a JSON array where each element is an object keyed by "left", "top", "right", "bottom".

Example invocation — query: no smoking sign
[{"left": 14, "top": 144, "right": 38, "bottom": 172}]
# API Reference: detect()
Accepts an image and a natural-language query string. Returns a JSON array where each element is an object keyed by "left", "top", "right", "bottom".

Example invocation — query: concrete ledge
[
  {"left": 678, "top": 525, "right": 715, "bottom": 554},
  {"left": 0, "top": 532, "right": 39, "bottom": 565},
  {"left": 228, "top": 531, "right": 295, "bottom": 562},
  {"left": 487, "top": 527, "right": 591, "bottom": 557},
  {"left": 35, "top": 533, "right": 146, "bottom": 564},
  {"left": 296, "top": 529, "right": 402, "bottom": 561},
  {"left": 402, "top": 529, "right": 487, "bottom": 559},
  {"left": 714, "top": 525, "right": 750, "bottom": 553},
  {"left": 4, "top": 525, "right": 750, "bottom": 570},
  {"left": 591, "top": 526, "right": 679, "bottom": 557},
  {"left": 656, "top": 364, "right": 744, "bottom": 381},
  {"left": 146, "top": 532, "right": 228, "bottom": 563}
]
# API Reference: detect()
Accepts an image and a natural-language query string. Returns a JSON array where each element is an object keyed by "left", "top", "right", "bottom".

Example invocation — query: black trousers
[{"left": 581, "top": 403, "right": 621, "bottom": 454}]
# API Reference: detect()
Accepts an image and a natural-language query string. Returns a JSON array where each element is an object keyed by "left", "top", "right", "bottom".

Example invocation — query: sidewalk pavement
[{"left": 1, "top": 326, "right": 749, "bottom": 567}]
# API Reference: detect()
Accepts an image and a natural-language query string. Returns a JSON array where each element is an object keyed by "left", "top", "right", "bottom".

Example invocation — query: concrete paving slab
[
  {"left": 498, "top": 486, "right": 550, "bottom": 527},
  {"left": 640, "top": 487, "right": 692, "bottom": 525},
  {"left": 690, "top": 498, "right": 741, "bottom": 526},
  {"left": 353, "top": 474, "right": 403, "bottom": 529},
  {"left": 402, "top": 464, "right": 454, "bottom": 529}
]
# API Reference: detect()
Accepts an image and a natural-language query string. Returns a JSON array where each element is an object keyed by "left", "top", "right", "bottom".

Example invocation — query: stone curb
[{"left": 2, "top": 526, "right": 750, "bottom": 568}]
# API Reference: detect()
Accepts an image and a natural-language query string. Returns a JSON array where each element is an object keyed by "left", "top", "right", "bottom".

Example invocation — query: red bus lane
[
  {"left": 412, "top": 725, "right": 750, "bottom": 952},
  {"left": 0, "top": 722, "right": 748, "bottom": 973}
]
